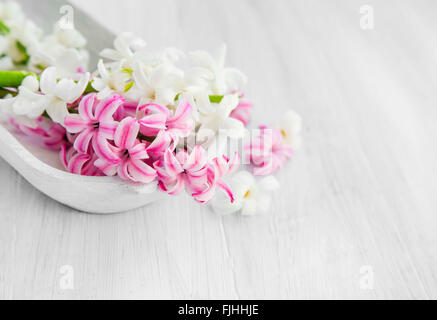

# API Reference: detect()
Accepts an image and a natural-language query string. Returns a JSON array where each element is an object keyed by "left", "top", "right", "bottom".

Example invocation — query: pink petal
[
  {"left": 226, "top": 152, "right": 240, "bottom": 175},
  {"left": 59, "top": 145, "right": 69, "bottom": 169},
  {"left": 166, "top": 176, "right": 185, "bottom": 195},
  {"left": 95, "top": 94, "right": 125, "bottom": 121},
  {"left": 64, "top": 114, "right": 90, "bottom": 133},
  {"left": 78, "top": 93, "right": 97, "bottom": 121},
  {"left": 139, "top": 103, "right": 171, "bottom": 118},
  {"left": 146, "top": 130, "right": 170, "bottom": 157},
  {"left": 184, "top": 145, "right": 207, "bottom": 172},
  {"left": 68, "top": 153, "right": 91, "bottom": 174},
  {"left": 114, "top": 117, "right": 139, "bottom": 150},
  {"left": 92, "top": 132, "right": 120, "bottom": 163},
  {"left": 164, "top": 149, "right": 184, "bottom": 177},
  {"left": 73, "top": 128, "right": 94, "bottom": 153},
  {"left": 94, "top": 158, "right": 118, "bottom": 176},
  {"left": 129, "top": 143, "right": 148, "bottom": 160},
  {"left": 138, "top": 113, "right": 167, "bottom": 130},
  {"left": 98, "top": 121, "right": 118, "bottom": 139},
  {"left": 128, "top": 159, "right": 157, "bottom": 183},
  {"left": 167, "top": 100, "right": 191, "bottom": 126},
  {"left": 117, "top": 161, "right": 131, "bottom": 181},
  {"left": 217, "top": 180, "right": 234, "bottom": 203}
]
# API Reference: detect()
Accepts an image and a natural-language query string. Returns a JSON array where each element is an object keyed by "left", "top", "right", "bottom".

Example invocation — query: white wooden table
[{"left": 1, "top": 0, "right": 436, "bottom": 299}]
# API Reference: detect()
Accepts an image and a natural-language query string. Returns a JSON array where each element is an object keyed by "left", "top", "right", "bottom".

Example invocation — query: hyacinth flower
[
  {"left": 154, "top": 146, "right": 236, "bottom": 203},
  {"left": 10, "top": 116, "right": 72, "bottom": 150},
  {"left": 229, "top": 99, "right": 253, "bottom": 127},
  {"left": 245, "top": 125, "right": 293, "bottom": 176},
  {"left": 60, "top": 144, "right": 102, "bottom": 176},
  {"left": 64, "top": 92, "right": 125, "bottom": 156},
  {"left": 212, "top": 171, "right": 279, "bottom": 216},
  {"left": 245, "top": 110, "right": 302, "bottom": 176},
  {"left": 138, "top": 99, "right": 193, "bottom": 143},
  {"left": 94, "top": 117, "right": 156, "bottom": 183}
]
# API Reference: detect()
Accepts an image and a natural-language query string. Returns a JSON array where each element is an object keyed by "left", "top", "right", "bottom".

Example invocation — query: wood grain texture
[{"left": 1, "top": 0, "right": 437, "bottom": 299}]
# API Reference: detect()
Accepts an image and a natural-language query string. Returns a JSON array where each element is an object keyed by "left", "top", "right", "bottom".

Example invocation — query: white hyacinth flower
[
  {"left": 189, "top": 44, "right": 247, "bottom": 95},
  {"left": 196, "top": 93, "right": 246, "bottom": 142},
  {"left": 132, "top": 61, "right": 183, "bottom": 106},
  {"left": 278, "top": 109, "right": 302, "bottom": 149},
  {"left": 92, "top": 59, "right": 132, "bottom": 100},
  {"left": 14, "top": 67, "right": 90, "bottom": 125},
  {"left": 212, "top": 171, "right": 280, "bottom": 216},
  {"left": 100, "top": 32, "right": 146, "bottom": 67}
]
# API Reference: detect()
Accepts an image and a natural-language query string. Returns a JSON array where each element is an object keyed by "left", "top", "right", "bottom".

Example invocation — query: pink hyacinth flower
[
  {"left": 229, "top": 100, "right": 253, "bottom": 127},
  {"left": 138, "top": 99, "right": 193, "bottom": 144},
  {"left": 11, "top": 116, "right": 72, "bottom": 150},
  {"left": 64, "top": 93, "right": 125, "bottom": 156},
  {"left": 154, "top": 146, "right": 236, "bottom": 203},
  {"left": 60, "top": 145, "right": 103, "bottom": 176},
  {"left": 245, "top": 125, "right": 293, "bottom": 176},
  {"left": 94, "top": 117, "right": 157, "bottom": 183}
]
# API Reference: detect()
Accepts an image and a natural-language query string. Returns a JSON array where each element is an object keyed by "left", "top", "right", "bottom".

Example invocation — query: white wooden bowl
[{"left": 0, "top": 124, "right": 165, "bottom": 213}]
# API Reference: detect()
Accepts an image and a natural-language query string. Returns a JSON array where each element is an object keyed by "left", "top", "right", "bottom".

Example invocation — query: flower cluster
[
  {"left": 0, "top": 1, "right": 302, "bottom": 215},
  {"left": 0, "top": 1, "right": 88, "bottom": 75}
]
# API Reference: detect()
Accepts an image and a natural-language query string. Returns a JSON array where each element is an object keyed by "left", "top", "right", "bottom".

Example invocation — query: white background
[{"left": 1, "top": 0, "right": 436, "bottom": 299}]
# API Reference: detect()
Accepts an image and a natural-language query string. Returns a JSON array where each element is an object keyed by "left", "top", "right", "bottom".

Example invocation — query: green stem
[{"left": 0, "top": 71, "right": 36, "bottom": 88}]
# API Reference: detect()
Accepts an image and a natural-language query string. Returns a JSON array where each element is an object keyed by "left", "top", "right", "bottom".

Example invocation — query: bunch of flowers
[{"left": 0, "top": 1, "right": 301, "bottom": 215}]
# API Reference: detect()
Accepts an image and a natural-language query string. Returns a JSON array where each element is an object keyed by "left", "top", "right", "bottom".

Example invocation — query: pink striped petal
[
  {"left": 146, "top": 130, "right": 170, "bottom": 158},
  {"left": 93, "top": 132, "right": 120, "bottom": 163},
  {"left": 184, "top": 145, "right": 207, "bottom": 172},
  {"left": 73, "top": 128, "right": 94, "bottom": 153},
  {"left": 64, "top": 114, "right": 90, "bottom": 133},
  {"left": 117, "top": 161, "right": 131, "bottom": 181},
  {"left": 68, "top": 153, "right": 91, "bottom": 174},
  {"left": 139, "top": 103, "right": 171, "bottom": 118},
  {"left": 167, "top": 100, "right": 191, "bottom": 126},
  {"left": 138, "top": 113, "right": 167, "bottom": 130},
  {"left": 217, "top": 180, "right": 234, "bottom": 203},
  {"left": 164, "top": 149, "right": 184, "bottom": 177},
  {"left": 59, "top": 145, "right": 69, "bottom": 169},
  {"left": 128, "top": 159, "right": 157, "bottom": 183},
  {"left": 228, "top": 152, "right": 240, "bottom": 174},
  {"left": 98, "top": 121, "right": 118, "bottom": 139},
  {"left": 166, "top": 176, "right": 185, "bottom": 195},
  {"left": 95, "top": 94, "right": 125, "bottom": 121},
  {"left": 78, "top": 93, "right": 97, "bottom": 121},
  {"left": 114, "top": 117, "right": 139, "bottom": 149},
  {"left": 94, "top": 158, "right": 118, "bottom": 176},
  {"left": 129, "top": 143, "right": 148, "bottom": 160}
]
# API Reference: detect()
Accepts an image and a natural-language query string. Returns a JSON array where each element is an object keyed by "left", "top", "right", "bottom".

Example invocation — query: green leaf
[
  {"left": 13, "top": 41, "right": 30, "bottom": 65},
  {"left": 124, "top": 81, "right": 134, "bottom": 92},
  {"left": 0, "top": 71, "right": 35, "bottom": 88},
  {"left": 0, "top": 20, "right": 10, "bottom": 35},
  {"left": 122, "top": 67, "right": 133, "bottom": 74},
  {"left": 84, "top": 81, "right": 97, "bottom": 94},
  {"left": 209, "top": 95, "right": 223, "bottom": 103}
]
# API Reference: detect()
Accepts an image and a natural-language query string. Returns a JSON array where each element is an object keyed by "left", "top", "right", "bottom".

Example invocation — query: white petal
[
  {"left": 39, "top": 66, "right": 57, "bottom": 95},
  {"left": 241, "top": 199, "right": 258, "bottom": 216},
  {"left": 21, "top": 75, "right": 39, "bottom": 92},
  {"left": 45, "top": 99, "right": 69, "bottom": 125},
  {"left": 258, "top": 176, "right": 280, "bottom": 191},
  {"left": 220, "top": 118, "right": 246, "bottom": 138}
]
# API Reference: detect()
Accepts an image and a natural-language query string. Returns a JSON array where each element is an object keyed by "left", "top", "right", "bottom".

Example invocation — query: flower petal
[
  {"left": 93, "top": 132, "right": 120, "bottom": 163},
  {"left": 78, "top": 93, "right": 97, "bottom": 121},
  {"left": 163, "top": 149, "right": 184, "bottom": 177},
  {"left": 184, "top": 145, "right": 207, "bottom": 172},
  {"left": 73, "top": 128, "right": 94, "bottom": 153},
  {"left": 95, "top": 94, "right": 125, "bottom": 121},
  {"left": 114, "top": 117, "right": 139, "bottom": 149},
  {"left": 128, "top": 159, "right": 156, "bottom": 183},
  {"left": 64, "top": 114, "right": 90, "bottom": 133}
]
